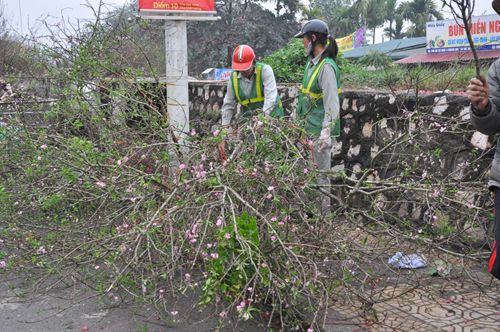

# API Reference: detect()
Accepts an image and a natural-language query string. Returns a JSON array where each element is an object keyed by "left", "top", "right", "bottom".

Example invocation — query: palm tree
[
  {"left": 328, "top": 5, "right": 360, "bottom": 38},
  {"left": 385, "top": 0, "right": 398, "bottom": 41},
  {"left": 384, "top": 13, "right": 405, "bottom": 40},
  {"left": 355, "top": 0, "right": 386, "bottom": 44},
  {"left": 300, "top": 6, "right": 322, "bottom": 20},
  {"left": 400, "top": 0, "right": 443, "bottom": 37}
]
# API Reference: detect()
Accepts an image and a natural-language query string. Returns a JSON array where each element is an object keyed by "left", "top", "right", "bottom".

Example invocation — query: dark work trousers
[{"left": 489, "top": 187, "right": 500, "bottom": 279}]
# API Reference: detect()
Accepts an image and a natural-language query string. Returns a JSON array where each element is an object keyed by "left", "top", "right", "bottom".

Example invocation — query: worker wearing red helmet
[{"left": 221, "top": 45, "right": 283, "bottom": 130}]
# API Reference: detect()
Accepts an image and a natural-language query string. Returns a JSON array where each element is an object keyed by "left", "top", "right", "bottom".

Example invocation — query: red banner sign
[{"left": 138, "top": 0, "right": 215, "bottom": 12}]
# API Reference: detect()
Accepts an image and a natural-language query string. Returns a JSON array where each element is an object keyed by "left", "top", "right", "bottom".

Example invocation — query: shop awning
[{"left": 394, "top": 50, "right": 500, "bottom": 64}]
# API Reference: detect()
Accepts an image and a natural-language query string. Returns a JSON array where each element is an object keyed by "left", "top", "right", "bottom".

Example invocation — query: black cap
[
  {"left": 494, "top": 0, "right": 500, "bottom": 15},
  {"left": 293, "top": 19, "right": 329, "bottom": 38}
]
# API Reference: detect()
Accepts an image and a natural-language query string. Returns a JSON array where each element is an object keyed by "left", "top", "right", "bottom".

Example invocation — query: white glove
[
  {"left": 318, "top": 128, "right": 331, "bottom": 151},
  {"left": 291, "top": 111, "right": 297, "bottom": 121}
]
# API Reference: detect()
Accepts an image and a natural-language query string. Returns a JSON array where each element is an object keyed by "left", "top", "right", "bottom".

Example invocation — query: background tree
[
  {"left": 308, "top": 0, "right": 360, "bottom": 38},
  {"left": 384, "top": 13, "right": 406, "bottom": 40},
  {"left": 400, "top": 0, "right": 443, "bottom": 37},
  {"left": 188, "top": 1, "right": 297, "bottom": 74},
  {"left": 384, "top": 0, "right": 398, "bottom": 41},
  {"left": 354, "top": 0, "right": 387, "bottom": 44}
]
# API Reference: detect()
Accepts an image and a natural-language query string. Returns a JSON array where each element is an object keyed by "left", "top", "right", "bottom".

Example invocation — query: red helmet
[{"left": 232, "top": 45, "right": 255, "bottom": 71}]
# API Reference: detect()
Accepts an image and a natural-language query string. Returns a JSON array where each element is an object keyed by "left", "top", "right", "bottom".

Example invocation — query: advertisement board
[
  {"left": 426, "top": 14, "right": 500, "bottom": 53},
  {"left": 202, "top": 68, "right": 232, "bottom": 81},
  {"left": 138, "top": 0, "right": 215, "bottom": 12},
  {"left": 336, "top": 27, "right": 365, "bottom": 53}
]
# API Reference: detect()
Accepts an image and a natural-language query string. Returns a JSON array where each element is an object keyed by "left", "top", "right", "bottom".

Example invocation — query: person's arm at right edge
[
  {"left": 221, "top": 79, "right": 237, "bottom": 127},
  {"left": 468, "top": 58, "right": 500, "bottom": 135}
]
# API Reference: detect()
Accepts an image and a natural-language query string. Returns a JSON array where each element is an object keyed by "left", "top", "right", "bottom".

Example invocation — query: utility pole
[{"left": 18, "top": 0, "right": 23, "bottom": 36}]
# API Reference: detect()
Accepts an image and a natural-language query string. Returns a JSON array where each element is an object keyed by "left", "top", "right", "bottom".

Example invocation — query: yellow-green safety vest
[
  {"left": 230, "top": 62, "right": 284, "bottom": 124},
  {"left": 297, "top": 57, "right": 341, "bottom": 137}
]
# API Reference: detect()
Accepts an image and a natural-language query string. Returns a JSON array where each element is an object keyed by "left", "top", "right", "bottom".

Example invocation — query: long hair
[{"left": 317, "top": 33, "right": 338, "bottom": 63}]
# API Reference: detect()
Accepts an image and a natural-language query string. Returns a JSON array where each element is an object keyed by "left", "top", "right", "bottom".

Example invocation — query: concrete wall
[{"left": 189, "top": 82, "right": 491, "bottom": 185}]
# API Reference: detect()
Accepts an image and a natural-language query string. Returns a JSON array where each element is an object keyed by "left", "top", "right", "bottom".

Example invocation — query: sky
[
  {"left": 4, "top": 0, "right": 130, "bottom": 36},
  {"left": 3, "top": 0, "right": 499, "bottom": 41}
]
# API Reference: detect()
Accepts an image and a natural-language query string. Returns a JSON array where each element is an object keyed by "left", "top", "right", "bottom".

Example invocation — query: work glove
[{"left": 318, "top": 127, "right": 331, "bottom": 151}]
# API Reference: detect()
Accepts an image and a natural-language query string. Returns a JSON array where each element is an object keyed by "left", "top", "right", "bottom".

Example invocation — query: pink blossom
[
  {"left": 171, "top": 311, "right": 178, "bottom": 315},
  {"left": 213, "top": 129, "right": 220, "bottom": 136},
  {"left": 225, "top": 233, "right": 231, "bottom": 239},
  {"left": 303, "top": 168, "right": 308, "bottom": 174},
  {"left": 81, "top": 325, "right": 88, "bottom": 331},
  {"left": 41, "top": 144, "right": 47, "bottom": 149},
  {"left": 96, "top": 181, "right": 106, "bottom": 188},
  {"left": 185, "top": 273, "right": 190, "bottom": 281},
  {"left": 95, "top": 265, "right": 99, "bottom": 270},
  {"left": 422, "top": 172, "right": 427, "bottom": 179},
  {"left": 307, "top": 329, "right": 314, "bottom": 332},
  {"left": 268, "top": 186, "right": 274, "bottom": 191},
  {"left": 261, "top": 263, "right": 267, "bottom": 268},
  {"left": 160, "top": 289, "right": 164, "bottom": 293},
  {"left": 191, "top": 129, "right": 196, "bottom": 136},
  {"left": 466, "top": 202, "right": 475, "bottom": 209},
  {"left": 117, "top": 160, "right": 122, "bottom": 165},
  {"left": 266, "top": 194, "right": 272, "bottom": 199},
  {"left": 0, "top": 261, "right": 6, "bottom": 267},
  {"left": 271, "top": 236, "right": 276, "bottom": 241},
  {"left": 37, "top": 156, "right": 41, "bottom": 161},
  {"left": 270, "top": 217, "right": 277, "bottom": 222},
  {"left": 236, "top": 301, "right": 246, "bottom": 312},
  {"left": 179, "top": 164, "right": 186, "bottom": 170}
]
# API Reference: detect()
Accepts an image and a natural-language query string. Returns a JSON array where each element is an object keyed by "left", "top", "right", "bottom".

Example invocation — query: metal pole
[
  {"left": 18, "top": 0, "right": 23, "bottom": 36},
  {"left": 165, "top": 20, "right": 189, "bottom": 147}
]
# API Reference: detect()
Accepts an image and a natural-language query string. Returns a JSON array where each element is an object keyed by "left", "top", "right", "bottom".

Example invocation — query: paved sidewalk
[
  {"left": 2, "top": 266, "right": 500, "bottom": 332},
  {"left": 323, "top": 267, "right": 500, "bottom": 332}
]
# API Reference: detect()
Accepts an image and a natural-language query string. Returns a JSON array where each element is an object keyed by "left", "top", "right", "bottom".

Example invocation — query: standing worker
[
  {"left": 293, "top": 19, "right": 341, "bottom": 215},
  {"left": 467, "top": 0, "right": 500, "bottom": 281},
  {"left": 468, "top": 64, "right": 500, "bottom": 280},
  {"left": 220, "top": 45, "right": 283, "bottom": 132}
]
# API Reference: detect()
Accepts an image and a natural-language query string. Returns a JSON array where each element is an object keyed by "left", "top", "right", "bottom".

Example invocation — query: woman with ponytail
[{"left": 293, "top": 19, "right": 341, "bottom": 215}]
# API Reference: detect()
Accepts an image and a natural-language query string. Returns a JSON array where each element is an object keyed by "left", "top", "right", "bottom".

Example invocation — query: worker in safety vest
[
  {"left": 293, "top": 19, "right": 341, "bottom": 215},
  {"left": 221, "top": 45, "right": 283, "bottom": 131}
]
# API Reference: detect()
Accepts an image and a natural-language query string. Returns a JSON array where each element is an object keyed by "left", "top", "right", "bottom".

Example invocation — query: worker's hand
[
  {"left": 318, "top": 128, "right": 331, "bottom": 151},
  {"left": 467, "top": 75, "right": 490, "bottom": 111}
]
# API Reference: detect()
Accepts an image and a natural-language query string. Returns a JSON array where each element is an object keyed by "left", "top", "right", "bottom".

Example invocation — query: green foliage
[
  {"left": 263, "top": 39, "right": 307, "bottom": 83},
  {"left": 263, "top": 39, "right": 349, "bottom": 83},
  {"left": 357, "top": 50, "right": 393, "bottom": 68}
]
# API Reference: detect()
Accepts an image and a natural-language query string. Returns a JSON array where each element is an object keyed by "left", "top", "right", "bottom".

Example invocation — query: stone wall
[{"left": 189, "top": 81, "right": 492, "bottom": 185}]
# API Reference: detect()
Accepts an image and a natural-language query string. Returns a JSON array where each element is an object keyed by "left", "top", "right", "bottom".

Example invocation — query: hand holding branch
[{"left": 467, "top": 75, "right": 490, "bottom": 111}]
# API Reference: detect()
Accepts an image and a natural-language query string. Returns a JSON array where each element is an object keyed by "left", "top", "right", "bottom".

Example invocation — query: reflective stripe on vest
[
  {"left": 300, "top": 59, "right": 341, "bottom": 99},
  {"left": 232, "top": 65, "right": 265, "bottom": 105}
]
